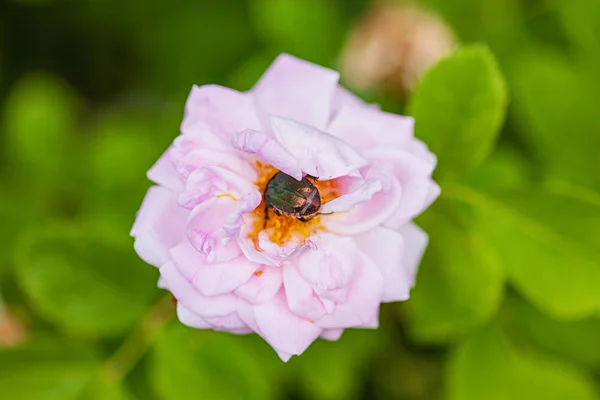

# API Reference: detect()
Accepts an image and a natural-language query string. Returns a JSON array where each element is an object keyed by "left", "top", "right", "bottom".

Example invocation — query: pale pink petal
[
  {"left": 252, "top": 53, "right": 339, "bottom": 131},
  {"left": 320, "top": 328, "right": 344, "bottom": 341},
  {"left": 321, "top": 175, "right": 402, "bottom": 236},
  {"left": 159, "top": 262, "right": 238, "bottom": 318},
  {"left": 296, "top": 234, "right": 357, "bottom": 292},
  {"left": 170, "top": 241, "right": 258, "bottom": 297},
  {"left": 186, "top": 196, "right": 242, "bottom": 263},
  {"left": 356, "top": 227, "right": 411, "bottom": 302},
  {"left": 231, "top": 129, "right": 302, "bottom": 180},
  {"left": 174, "top": 126, "right": 230, "bottom": 152},
  {"left": 253, "top": 290, "right": 323, "bottom": 356},
  {"left": 175, "top": 148, "right": 256, "bottom": 181},
  {"left": 364, "top": 148, "right": 438, "bottom": 227},
  {"left": 256, "top": 231, "right": 310, "bottom": 266},
  {"left": 321, "top": 177, "right": 382, "bottom": 214},
  {"left": 270, "top": 116, "right": 368, "bottom": 180},
  {"left": 147, "top": 151, "right": 184, "bottom": 191},
  {"left": 399, "top": 222, "right": 429, "bottom": 286},
  {"left": 222, "top": 191, "right": 262, "bottom": 239},
  {"left": 235, "top": 266, "right": 283, "bottom": 305},
  {"left": 131, "top": 186, "right": 189, "bottom": 267},
  {"left": 182, "top": 84, "right": 262, "bottom": 135},
  {"left": 276, "top": 351, "right": 293, "bottom": 362},
  {"left": 328, "top": 103, "right": 414, "bottom": 151},
  {"left": 329, "top": 86, "right": 377, "bottom": 122},
  {"left": 178, "top": 166, "right": 256, "bottom": 209},
  {"left": 204, "top": 313, "right": 252, "bottom": 333},
  {"left": 283, "top": 265, "right": 327, "bottom": 320},
  {"left": 316, "top": 253, "right": 384, "bottom": 329},
  {"left": 177, "top": 303, "right": 211, "bottom": 329}
]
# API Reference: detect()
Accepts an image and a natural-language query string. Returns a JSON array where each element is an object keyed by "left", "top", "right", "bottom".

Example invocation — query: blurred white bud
[{"left": 340, "top": 2, "right": 456, "bottom": 92}]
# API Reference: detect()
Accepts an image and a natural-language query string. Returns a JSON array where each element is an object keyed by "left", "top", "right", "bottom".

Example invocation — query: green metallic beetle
[{"left": 264, "top": 171, "right": 321, "bottom": 222}]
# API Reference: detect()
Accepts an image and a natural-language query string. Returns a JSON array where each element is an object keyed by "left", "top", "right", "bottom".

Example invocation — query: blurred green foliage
[{"left": 0, "top": 0, "right": 599, "bottom": 399}]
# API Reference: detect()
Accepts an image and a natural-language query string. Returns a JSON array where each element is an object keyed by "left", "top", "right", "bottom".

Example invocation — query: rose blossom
[{"left": 131, "top": 54, "right": 439, "bottom": 361}]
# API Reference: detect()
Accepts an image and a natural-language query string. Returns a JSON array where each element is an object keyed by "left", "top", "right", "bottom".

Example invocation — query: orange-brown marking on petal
[
  {"left": 248, "top": 162, "right": 342, "bottom": 247},
  {"left": 254, "top": 270, "right": 263, "bottom": 277}
]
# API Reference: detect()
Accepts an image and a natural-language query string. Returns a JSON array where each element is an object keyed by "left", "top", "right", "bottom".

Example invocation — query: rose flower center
[{"left": 249, "top": 162, "right": 341, "bottom": 246}]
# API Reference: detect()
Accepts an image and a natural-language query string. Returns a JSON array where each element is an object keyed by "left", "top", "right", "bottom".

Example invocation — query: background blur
[{"left": 1, "top": 0, "right": 600, "bottom": 399}]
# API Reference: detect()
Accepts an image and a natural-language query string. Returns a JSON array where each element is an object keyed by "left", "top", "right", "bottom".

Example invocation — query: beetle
[{"left": 263, "top": 171, "right": 321, "bottom": 222}]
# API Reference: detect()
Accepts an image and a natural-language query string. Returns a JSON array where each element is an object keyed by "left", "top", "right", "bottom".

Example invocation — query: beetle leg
[{"left": 263, "top": 205, "right": 269, "bottom": 228}]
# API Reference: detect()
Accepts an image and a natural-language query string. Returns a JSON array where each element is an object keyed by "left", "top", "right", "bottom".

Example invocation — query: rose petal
[
  {"left": 321, "top": 175, "right": 402, "bottom": 236},
  {"left": 270, "top": 116, "right": 368, "bottom": 180},
  {"left": 175, "top": 148, "right": 256, "bottom": 181},
  {"left": 398, "top": 222, "right": 429, "bottom": 286},
  {"left": 159, "top": 262, "right": 238, "bottom": 318},
  {"left": 320, "top": 328, "right": 344, "bottom": 341},
  {"left": 328, "top": 103, "right": 414, "bottom": 151},
  {"left": 252, "top": 53, "right": 339, "bottom": 131},
  {"left": 231, "top": 129, "right": 302, "bottom": 180},
  {"left": 131, "top": 186, "right": 189, "bottom": 267},
  {"left": 356, "top": 227, "right": 411, "bottom": 302},
  {"left": 316, "top": 252, "right": 384, "bottom": 329},
  {"left": 186, "top": 196, "right": 241, "bottom": 263},
  {"left": 364, "top": 147, "right": 439, "bottom": 227},
  {"left": 252, "top": 290, "right": 323, "bottom": 356},
  {"left": 170, "top": 241, "right": 258, "bottom": 297},
  {"left": 235, "top": 266, "right": 283, "bottom": 305},
  {"left": 321, "top": 177, "right": 382, "bottom": 214},
  {"left": 182, "top": 84, "right": 262, "bottom": 136},
  {"left": 147, "top": 150, "right": 184, "bottom": 191},
  {"left": 283, "top": 265, "right": 327, "bottom": 320},
  {"left": 178, "top": 166, "right": 256, "bottom": 209}
]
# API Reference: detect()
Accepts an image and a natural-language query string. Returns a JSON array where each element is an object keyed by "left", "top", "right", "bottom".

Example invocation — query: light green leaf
[
  {"left": 461, "top": 144, "right": 530, "bottom": 191},
  {"left": 2, "top": 73, "right": 79, "bottom": 178},
  {"left": 448, "top": 184, "right": 600, "bottom": 319},
  {"left": 506, "top": 294, "right": 600, "bottom": 369},
  {"left": 291, "top": 329, "right": 385, "bottom": 400},
  {"left": 446, "top": 326, "right": 597, "bottom": 400},
  {"left": 15, "top": 224, "right": 158, "bottom": 337},
  {"left": 151, "top": 324, "right": 274, "bottom": 400},
  {"left": 248, "top": 0, "right": 346, "bottom": 65},
  {"left": 405, "top": 197, "right": 505, "bottom": 343},
  {"left": 0, "top": 337, "right": 97, "bottom": 400},
  {"left": 78, "top": 376, "right": 136, "bottom": 400},
  {"left": 509, "top": 50, "right": 600, "bottom": 189},
  {"left": 409, "top": 45, "right": 508, "bottom": 179}
]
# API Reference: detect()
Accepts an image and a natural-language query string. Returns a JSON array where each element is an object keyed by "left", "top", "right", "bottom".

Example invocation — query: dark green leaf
[
  {"left": 0, "top": 337, "right": 97, "bottom": 400},
  {"left": 15, "top": 224, "right": 158, "bottom": 337},
  {"left": 151, "top": 324, "right": 274, "bottom": 400}
]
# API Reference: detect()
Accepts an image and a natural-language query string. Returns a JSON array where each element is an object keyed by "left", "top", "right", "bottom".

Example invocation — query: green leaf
[
  {"left": 405, "top": 196, "right": 505, "bottom": 344},
  {"left": 151, "top": 324, "right": 275, "bottom": 400},
  {"left": 0, "top": 337, "right": 97, "bottom": 400},
  {"left": 248, "top": 0, "right": 346, "bottom": 65},
  {"left": 446, "top": 326, "right": 597, "bottom": 400},
  {"left": 2, "top": 73, "right": 79, "bottom": 179},
  {"left": 448, "top": 184, "right": 600, "bottom": 319},
  {"left": 15, "top": 224, "right": 158, "bottom": 337},
  {"left": 409, "top": 45, "right": 508, "bottom": 179},
  {"left": 78, "top": 376, "right": 136, "bottom": 400},
  {"left": 509, "top": 50, "right": 600, "bottom": 189},
  {"left": 290, "top": 329, "right": 385, "bottom": 400},
  {"left": 461, "top": 144, "right": 531, "bottom": 191},
  {"left": 506, "top": 294, "right": 600, "bottom": 369}
]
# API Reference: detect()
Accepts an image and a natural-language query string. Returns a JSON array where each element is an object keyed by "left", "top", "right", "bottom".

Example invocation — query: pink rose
[{"left": 131, "top": 54, "right": 439, "bottom": 361}]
